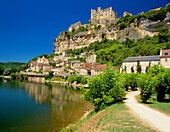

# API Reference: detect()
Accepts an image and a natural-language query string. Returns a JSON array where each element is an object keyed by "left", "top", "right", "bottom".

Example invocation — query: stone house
[
  {"left": 160, "top": 49, "right": 170, "bottom": 68},
  {"left": 28, "top": 56, "right": 51, "bottom": 73},
  {"left": 85, "top": 55, "right": 97, "bottom": 64},
  {"left": 91, "top": 64, "right": 107, "bottom": 75},
  {"left": 80, "top": 63, "right": 108, "bottom": 76},
  {"left": 121, "top": 55, "right": 160, "bottom": 73},
  {"left": 52, "top": 66, "right": 64, "bottom": 76},
  {"left": 70, "top": 61, "right": 81, "bottom": 69},
  {"left": 80, "top": 63, "right": 93, "bottom": 75},
  {"left": 37, "top": 56, "right": 49, "bottom": 64}
]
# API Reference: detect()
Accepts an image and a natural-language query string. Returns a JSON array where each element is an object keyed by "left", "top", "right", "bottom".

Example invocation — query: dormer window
[{"left": 165, "top": 53, "right": 168, "bottom": 55}]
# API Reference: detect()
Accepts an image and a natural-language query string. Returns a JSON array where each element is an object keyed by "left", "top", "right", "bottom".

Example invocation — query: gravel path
[{"left": 125, "top": 91, "right": 170, "bottom": 132}]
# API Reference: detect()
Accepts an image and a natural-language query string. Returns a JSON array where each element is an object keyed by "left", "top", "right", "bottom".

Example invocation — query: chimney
[
  {"left": 139, "top": 55, "right": 141, "bottom": 58},
  {"left": 160, "top": 48, "right": 162, "bottom": 56}
]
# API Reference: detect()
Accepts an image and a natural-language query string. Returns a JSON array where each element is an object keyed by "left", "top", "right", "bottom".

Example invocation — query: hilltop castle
[{"left": 91, "top": 7, "right": 117, "bottom": 24}]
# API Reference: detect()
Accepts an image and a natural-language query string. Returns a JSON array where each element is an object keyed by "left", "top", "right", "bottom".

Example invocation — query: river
[{"left": 0, "top": 78, "right": 93, "bottom": 132}]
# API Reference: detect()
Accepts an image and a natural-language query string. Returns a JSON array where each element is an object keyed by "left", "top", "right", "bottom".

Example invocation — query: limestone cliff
[{"left": 54, "top": 12, "right": 170, "bottom": 54}]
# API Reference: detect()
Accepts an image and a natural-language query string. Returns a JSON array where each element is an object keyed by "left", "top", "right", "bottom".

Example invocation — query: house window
[
  {"left": 165, "top": 53, "right": 168, "bottom": 55},
  {"left": 165, "top": 58, "right": 168, "bottom": 62}
]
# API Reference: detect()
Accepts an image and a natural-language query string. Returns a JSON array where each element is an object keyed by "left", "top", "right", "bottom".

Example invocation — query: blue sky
[{"left": 0, "top": 0, "right": 169, "bottom": 63}]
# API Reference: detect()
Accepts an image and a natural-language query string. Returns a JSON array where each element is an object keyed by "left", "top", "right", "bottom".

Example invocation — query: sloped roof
[
  {"left": 82, "top": 63, "right": 92, "bottom": 70},
  {"left": 161, "top": 49, "right": 170, "bottom": 57},
  {"left": 123, "top": 55, "right": 160, "bottom": 62},
  {"left": 95, "top": 64, "right": 107, "bottom": 71}
]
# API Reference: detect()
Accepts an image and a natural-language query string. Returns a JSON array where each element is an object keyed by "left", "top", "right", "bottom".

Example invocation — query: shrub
[
  {"left": 67, "top": 76, "right": 76, "bottom": 83},
  {"left": 158, "top": 28, "right": 169, "bottom": 43},
  {"left": 3, "top": 68, "right": 12, "bottom": 76},
  {"left": 83, "top": 69, "right": 126, "bottom": 110},
  {"left": 138, "top": 74, "right": 154, "bottom": 103},
  {"left": 119, "top": 22, "right": 127, "bottom": 30},
  {"left": 65, "top": 75, "right": 68, "bottom": 80},
  {"left": 45, "top": 74, "right": 52, "bottom": 80},
  {"left": 23, "top": 74, "right": 28, "bottom": 80},
  {"left": 10, "top": 73, "right": 16, "bottom": 79}
]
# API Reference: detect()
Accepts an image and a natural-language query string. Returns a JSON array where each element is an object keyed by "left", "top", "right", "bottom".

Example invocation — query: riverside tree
[{"left": 82, "top": 69, "right": 126, "bottom": 110}]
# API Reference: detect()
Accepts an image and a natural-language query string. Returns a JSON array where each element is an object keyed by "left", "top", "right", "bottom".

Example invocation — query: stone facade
[
  {"left": 123, "top": 11, "right": 132, "bottom": 17},
  {"left": 69, "top": 21, "right": 82, "bottom": 32},
  {"left": 122, "top": 55, "right": 160, "bottom": 73},
  {"left": 54, "top": 6, "right": 170, "bottom": 54},
  {"left": 85, "top": 55, "right": 97, "bottom": 64},
  {"left": 160, "top": 49, "right": 170, "bottom": 68},
  {"left": 91, "top": 7, "right": 117, "bottom": 24}
]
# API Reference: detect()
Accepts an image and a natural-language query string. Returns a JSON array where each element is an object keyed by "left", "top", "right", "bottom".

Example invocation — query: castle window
[
  {"left": 165, "top": 53, "right": 168, "bottom": 55},
  {"left": 165, "top": 58, "right": 168, "bottom": 62}
]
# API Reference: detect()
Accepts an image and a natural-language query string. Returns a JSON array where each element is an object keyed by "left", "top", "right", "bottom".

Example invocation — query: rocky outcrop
[{"left": 54, "top": 14, "right": 170, "bottom": 54}]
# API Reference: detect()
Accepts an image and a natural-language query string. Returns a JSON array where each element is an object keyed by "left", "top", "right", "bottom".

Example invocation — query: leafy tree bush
[
  {"left": 45, "top": 74, "right": 52, "bottom": 80},
  {"left": 10, "top": 73, "right": 17, "bottom": 79},
  {"left": 83, "top": 69, "right": 126, "bottom": 110},
  {"left": 3, "top": 68, "right": 12, "bottom": 76},
  {"left": 67, "top": 76, "right": 76, "bottom": 83},
  {"left": 23, "top": 74, "right": 28, "bottom": 80},
  {"left": 145, "top": 7, "right": 167, "bottom": 21},
  {"left": 138, "top": 74, "right": 154, "bottom": 103},
  {"left": 158, "top": 28, "right": 169, "bottom": 43},
  {"left": 119, "top": 22, "right": 127, "bottom": 30},
  {"left": 137, "top": 61, "right": 142, "bottom": 74},
  {"left": 0, "top": 66, "right": 4, "bottom": 75},
  {"left": 49, "top": 71, "right": 54, "bottom": 77}
]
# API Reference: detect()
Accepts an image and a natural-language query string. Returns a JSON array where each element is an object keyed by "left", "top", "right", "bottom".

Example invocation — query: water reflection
[{"left": 0, "top": 80, "right": 93, "bottom": 131}]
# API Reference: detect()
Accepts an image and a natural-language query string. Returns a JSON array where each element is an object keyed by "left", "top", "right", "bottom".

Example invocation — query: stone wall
[{"left": 54, "top": 14, "right": 170, "bottom": 54}]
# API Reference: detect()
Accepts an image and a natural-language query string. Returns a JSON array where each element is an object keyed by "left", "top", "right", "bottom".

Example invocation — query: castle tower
[{"left": 91, "top": 7, "right": 117, "bottom": 24}]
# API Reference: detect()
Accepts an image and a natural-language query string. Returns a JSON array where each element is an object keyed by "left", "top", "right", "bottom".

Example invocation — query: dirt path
[{"left": 125, "top": 91, "right": 170, "bottom": 132}]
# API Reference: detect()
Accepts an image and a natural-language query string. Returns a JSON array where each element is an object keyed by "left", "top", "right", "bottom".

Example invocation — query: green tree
[
  {"left": 138, "top": 74, "right": 154, "bottom": 102},
  {"left": 83, "top": 69, "right": 126, "bottom": 110},
  {"left": 137, "top": 61, "right": 142, "bottom": 74},
  {"left": 3, "top": 68, "right": 12, "bottom": 76},
  {"left": 0, "top": 66, "right": 4, "bottom": 75},
  {"left": 119, "top": 22, "right": 127, "bottom": 30},
  {"left": 158, "top": 28, "right": 169, "bottom": 43}
]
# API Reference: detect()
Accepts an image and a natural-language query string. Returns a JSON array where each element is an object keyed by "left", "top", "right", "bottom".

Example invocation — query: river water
[{"left": 0, "top": 78, "right": 93, "bottom": 132}]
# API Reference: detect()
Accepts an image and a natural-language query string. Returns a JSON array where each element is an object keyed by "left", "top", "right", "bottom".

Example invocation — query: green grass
[
  {"left": 61, "top": 103, "right": 156, "bottom": 132},
  {"left": 137, "top": 94, "right": 170, "bottom": 116}
]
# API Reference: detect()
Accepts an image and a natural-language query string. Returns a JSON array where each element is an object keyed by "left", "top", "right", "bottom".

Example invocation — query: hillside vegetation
[
  {"left": 0, "top": 62, "right": 26, "bottom": 75},
  {"left": 67, "top": 28, "right": 170, "bottom": 66}
]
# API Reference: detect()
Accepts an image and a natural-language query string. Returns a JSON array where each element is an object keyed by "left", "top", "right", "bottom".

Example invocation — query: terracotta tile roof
[
  {"left": 95, "top": 64, "right": 107, "bottom": 71},
  {"left": 29, "top": 61, "right": 37, "bottom": 66},
  {"left": 113, "top": 66, "right": 120, "bottom": 71},
  {"left": 82, "top": 63, "right": 92, "bottom": 70},
  {"left": 161, "top": 49, "right": 170, "bottom": 57}
]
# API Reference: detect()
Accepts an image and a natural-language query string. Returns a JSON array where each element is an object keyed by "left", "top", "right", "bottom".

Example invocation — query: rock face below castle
[{"left": 54, "top": 11, "right": 170, "bottom": 54}]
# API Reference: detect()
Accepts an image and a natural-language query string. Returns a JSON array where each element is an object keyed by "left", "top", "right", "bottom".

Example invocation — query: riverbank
[
  {"left": 0, "top": 75, "right": 10, "bottom": 79},
  {"left": 61, "top": 102, "right": 156, "bottom": 132},
  {"left": 45, "top": 80, "right": 88, "bottom": 88}
]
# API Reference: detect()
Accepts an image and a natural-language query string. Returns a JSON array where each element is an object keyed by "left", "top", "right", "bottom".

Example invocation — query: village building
[
  {"left": 122, "top": 55, "right": 160, "bottom": 73},
  {"left": 80, "top": 63, "right": 108, "bottom": 76},
  {"left": 85, "top": 55, "right": 97, "bottom": 64},
  {"left": 121, "top": 49, "right": 170, "bottom": 73},
  {"left": 27, "top": 56, "right": 51, "bottom": 73},
  {"left": 160, "top": 49, "right": 170, "bottom": 68},
  {"left": 91, "top": 64, "right": 107, "bottom": 75}
]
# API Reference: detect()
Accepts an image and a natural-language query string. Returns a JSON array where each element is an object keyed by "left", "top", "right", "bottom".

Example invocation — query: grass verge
[
  {"left": 137, "top": 94, "right": 170, "bottom": 116},
  {"left": 61, "top": 103, "right": 156, "bottom": 132}
]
